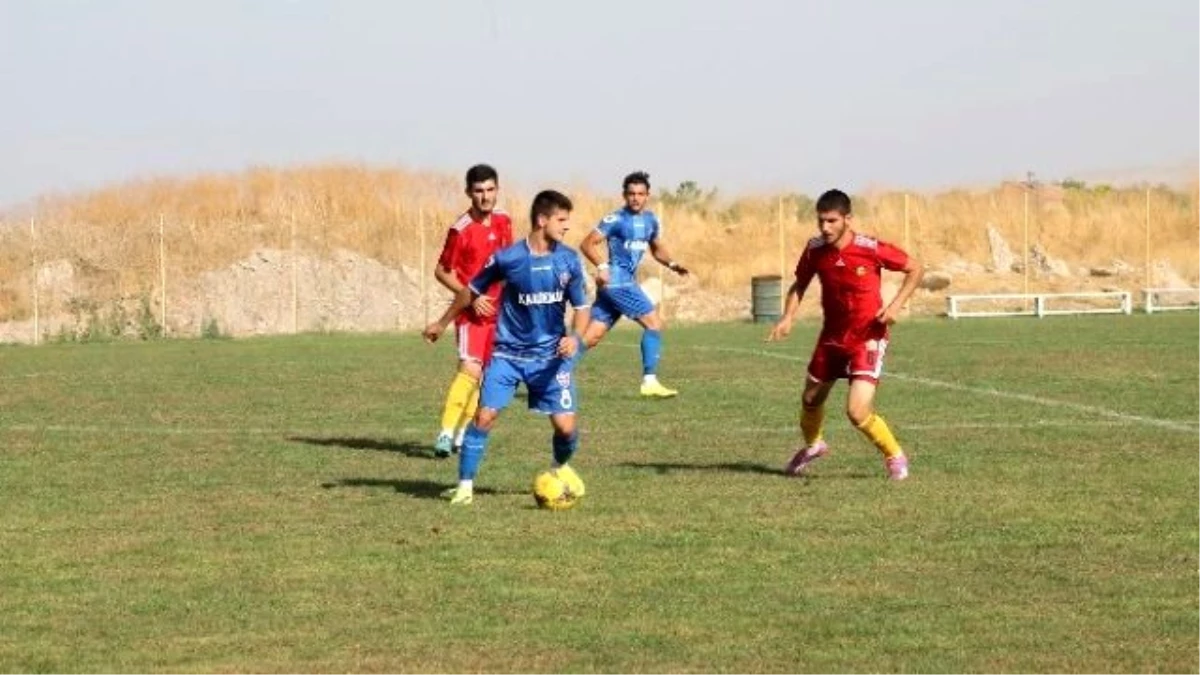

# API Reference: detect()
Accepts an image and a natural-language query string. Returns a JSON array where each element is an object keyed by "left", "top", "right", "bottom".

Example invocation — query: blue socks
[
  {"left": 552, "top": 430, "right": 579, "bottom": 465},
  {"left": 459, "top": 423, "right": 490, "bottom": 481},
  {"left": 641, "top": 329, "right": 662, "bottom": 376}
]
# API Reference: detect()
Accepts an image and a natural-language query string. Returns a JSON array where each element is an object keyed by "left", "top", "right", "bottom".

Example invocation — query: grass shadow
[
  {"left": 618, "top": 461, "right": 875, "bottom": 480},
  {"left": 288, "top": 435, "right": 433, "bottom": 459},
  {"left": 320, "top": 478, "right": 513, "bottom": 500},
  {"left": 618, "top": 460, "right": 781, "bottom": 476}
]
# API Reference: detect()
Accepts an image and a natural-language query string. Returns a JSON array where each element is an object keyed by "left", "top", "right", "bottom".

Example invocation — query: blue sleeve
[
  {"left": 595, "top": 212, "right": 621, "bottom": 237},
  {"left": 648, "top": 213, "right": 661, "bottom": 242},
  {"left": 468, "top": 252, "right": 505, "bottom": 295},
  {"left": 567, "top": 254, "right": 589, "bottom": 308}
]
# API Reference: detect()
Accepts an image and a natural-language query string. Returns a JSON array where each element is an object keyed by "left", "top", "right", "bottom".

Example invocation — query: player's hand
[
  {"left": 594, "top": 268, "right": 610, "bottom": 288},
  {"left": 765, "top": 318, "right": 792, "bottom": 342},
  {"left": 472, "top": 294, "right": 496, "bottom": 318},
  {"left": 422, "top": 321, "right": 447, "bottom": 344},
  {"left": 557, "top": 335, "right": 580, "bottom": 359},
  {"left": 875, "top": 305, "right": 900, "bottom": 326}
]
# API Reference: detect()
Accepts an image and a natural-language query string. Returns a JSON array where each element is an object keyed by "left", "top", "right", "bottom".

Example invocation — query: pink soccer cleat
[
  {"left": 886, "top": 454, "right": 909, "bottom": 481},
  {"left": 785, "top": 441, "right": 829, "bottom": 477}
]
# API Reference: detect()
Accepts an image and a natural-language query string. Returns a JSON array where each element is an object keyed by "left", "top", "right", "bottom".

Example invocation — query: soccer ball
[{"left": 532, "top": 470, "right": 579, "bottom": 511}]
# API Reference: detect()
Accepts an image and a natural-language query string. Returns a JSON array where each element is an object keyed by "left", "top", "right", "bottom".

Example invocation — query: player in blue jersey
[
  {"left": 422, "top": 190, "right": 591, "bottom": 506},
  {"left": 580, "top": 171, "right": 690, "bottom": 398}
]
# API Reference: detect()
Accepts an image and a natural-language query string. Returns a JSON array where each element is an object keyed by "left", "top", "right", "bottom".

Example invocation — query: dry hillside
[{"left": 0, "top": 164, "right": 1195, "bottom": 342}]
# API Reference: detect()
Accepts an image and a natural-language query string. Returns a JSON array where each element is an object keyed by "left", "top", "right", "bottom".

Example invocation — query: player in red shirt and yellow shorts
[
  {"left": 432, "top": 164, "right": 514, "bottom": 457},
  {"left": 767, "top": 189, "right": 924, "bottom": 480}
]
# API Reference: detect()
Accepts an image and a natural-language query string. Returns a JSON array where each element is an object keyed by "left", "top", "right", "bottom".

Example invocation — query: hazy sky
[{"left": 1, "top": 0, "right": 1196, "bottom": 206}]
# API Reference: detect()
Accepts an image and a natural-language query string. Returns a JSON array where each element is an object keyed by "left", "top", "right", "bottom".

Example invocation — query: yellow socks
[
  {"left": 459, "top": 386, "right": 479, "bottom": 431},
  {"left": 856, "top": 413, "right": 903, "bottom": 458},
  {"left": 440, "top": 372, "right": 480, "bottom": 434},
  {"left": 800, "top": 404, "right": 825, "bottom": 446}
]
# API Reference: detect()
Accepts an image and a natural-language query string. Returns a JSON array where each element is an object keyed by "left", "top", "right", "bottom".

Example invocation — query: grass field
[{"left": 1, "top": 314, "right": 1197, "bottom": 673}]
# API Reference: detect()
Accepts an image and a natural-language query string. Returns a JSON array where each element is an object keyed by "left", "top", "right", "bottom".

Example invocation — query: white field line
[
  {"left": 3, "top": 341, "right": 1194, "bottom": 438},
  {"left": 677, "top": 344, "right": 1197, "bottom": 434}
]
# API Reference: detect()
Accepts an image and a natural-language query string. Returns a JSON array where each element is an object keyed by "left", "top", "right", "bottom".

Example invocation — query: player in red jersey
[
  {"left": 432, "top": 164, "right": 514, "bottom": 457},
  {"left": 766, "top": 189, "right": 924, "bottom": 480}
]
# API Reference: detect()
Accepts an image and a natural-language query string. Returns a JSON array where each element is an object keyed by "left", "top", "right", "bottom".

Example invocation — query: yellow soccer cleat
[
  {"left": 446, "top": 485, "right": 474, "bottom": 506},
  {"left": 640, "top": 381, "right": 678, "bottom": 398},
  {"left": 554, "top": 464, "right": 586, "bottom": 498}
]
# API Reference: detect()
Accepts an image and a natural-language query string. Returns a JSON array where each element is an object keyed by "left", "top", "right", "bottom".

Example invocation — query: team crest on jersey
[
  {"left": 855, "top": 266, "right": 867, "bottom": 276},
  {"left": 556, "top": 370, "right": 571, "bottom": 387},
  {"left": 558, "top": 271, "right": 571, "bottom": 288}
]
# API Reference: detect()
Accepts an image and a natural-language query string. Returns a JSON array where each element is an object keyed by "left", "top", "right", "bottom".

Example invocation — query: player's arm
[
  {"left": 876, "top": 247, "right": 924, "bottom": 326},
  {"left": 434, "top": 229, "right": 495, "bottom": 317},
  {"left": 580, "top": 228, "right": 611, "bottom": 287},
  {"left": 424, "top": 256, "right": 502, "bottom": 343},
  {"left": 766, "top": 250, "right": 816, "bottom": 342},
  {"left": 558, "top": 257, "right": 592, "bottom": 359},
  {"left": 648, "top": 237, "right": 688, "bottom": 276},
  {"left": 434, "top": 229, "right": 464, "bottom": 293}
]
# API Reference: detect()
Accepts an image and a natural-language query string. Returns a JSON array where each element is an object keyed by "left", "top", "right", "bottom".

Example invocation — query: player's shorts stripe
[
  {"left": 457, "top": 323, "right": 469, "bottom": 361},
  {"left": 849, "top": 338, "right": 888, "bottom": 379}
]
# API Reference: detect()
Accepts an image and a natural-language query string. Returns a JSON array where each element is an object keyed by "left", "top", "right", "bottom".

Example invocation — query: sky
[{"left": 0, "top": 0, "right": 1196, "bottom": 206}]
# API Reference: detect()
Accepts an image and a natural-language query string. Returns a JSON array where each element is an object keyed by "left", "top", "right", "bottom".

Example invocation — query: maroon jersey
[
  {"left": 794, "top": 231, "right": 910, "bottom": 343},
  {"left": 437, "top": 209, "right": 513, "bottom": 324}
]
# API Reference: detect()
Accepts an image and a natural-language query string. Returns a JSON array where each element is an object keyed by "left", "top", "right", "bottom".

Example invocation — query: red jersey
[
  {"left": 794, "top": 231, "right": 909, "bottom": 343},
  {"left": 437, "top": 209, "right": 513, "bottom": 323}
]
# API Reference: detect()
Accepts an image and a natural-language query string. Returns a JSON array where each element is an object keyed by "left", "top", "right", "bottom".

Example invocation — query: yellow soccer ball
[{"left": 532, "top": 470, "right": 579, "bottom": 511}]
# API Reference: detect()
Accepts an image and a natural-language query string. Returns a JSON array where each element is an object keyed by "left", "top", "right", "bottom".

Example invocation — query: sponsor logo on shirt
[{"left": 519, "top": 291, "right": 564, "bottom": 305}]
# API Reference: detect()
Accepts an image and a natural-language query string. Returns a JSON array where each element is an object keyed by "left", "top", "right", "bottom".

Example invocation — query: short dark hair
[
  {"left": 530, "top": 189, "right": 573, "bottom": 224},
  {"left": 622, "top": 171, "right": 651, "bottom": 192},
  {"left": 816, "top": 189, "right": 852, "bottom": 215},
  {"left": 465, "top": 164, "right": 498, "bottom": 188}
]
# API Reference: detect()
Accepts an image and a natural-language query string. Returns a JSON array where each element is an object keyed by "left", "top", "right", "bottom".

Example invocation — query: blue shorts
[
  {"left": 479, "top": 354, "right": 578, "bottom": 415},
  {"left": 590, "top": 285, "right": 655, "bottom": 328}
]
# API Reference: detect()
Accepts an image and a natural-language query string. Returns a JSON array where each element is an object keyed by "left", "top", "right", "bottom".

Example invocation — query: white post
[
  {"left": 30, "top": 216, "right": 39, "bottom": 345},
  {"left": 290, "top": 209, "right": 299, "bottom": 334},
  {"left": 395, "top": 200, "right": 404, "bottom": 330},
  {"left": 420, "top": 206, "right": 428, "bottom": 326},
  {"left": 1035, "top": 295, "right": 1045, "bottom": 318},
  {"left": 1022, "top": 190, "right": 1030, "bottom": 299},
  {"left": 777, "top": 196, "right": 785, "bottom": 314},
  {"left": 947, "top": 296, "right": 958, "bottom": 319},
  {"left": 1144, "top": 187, "right": 1151, "bottom": 290},
  {"left": 1121, "top": 291, "right": 1132, "bottom": 315},
  {"left": 657, "top": 205, "right": 666, "bottom": 319},
  {"left": 158, "top": 214, "right": 167, "bottom": 335}
]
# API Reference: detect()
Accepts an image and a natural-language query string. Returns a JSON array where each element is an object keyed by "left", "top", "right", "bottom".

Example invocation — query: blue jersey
[
  {"left": 595, "top": 207, "right": 660, "bottom": 287},
  {"left": 468, "top": 239, "right": 590, "bottom": 360}
]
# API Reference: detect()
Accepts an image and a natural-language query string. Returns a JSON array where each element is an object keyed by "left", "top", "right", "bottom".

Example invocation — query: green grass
[{"left": 1, "top": 314, "right": 1197, "bottom": 673}]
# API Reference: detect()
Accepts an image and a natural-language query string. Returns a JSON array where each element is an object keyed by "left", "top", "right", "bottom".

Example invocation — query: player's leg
[
  {"left": 451, "top": 321, "right": 496, "bottom": 451},
  {"left": 530, "top": 358, "right": 586, "bottom": 497},
  {"left": 785, "top": 342, "right": 841, "bottom": 476},
  {"left": 435, "top": 322, "right": 483, "bottom": 457},
  {"left": 581, "top": 289, "right": 619, "bottom": 349},
  {"left": 618, "top": 286, "right": 675, "bottom": 398},
  {"left": 845, "top": 339, "right": 907, "bottom": 480},
  {"left": 449, "top": 357, "right": 520, "bottom": 504}
]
